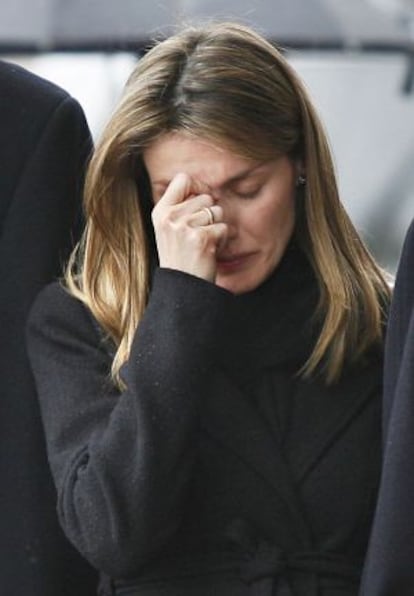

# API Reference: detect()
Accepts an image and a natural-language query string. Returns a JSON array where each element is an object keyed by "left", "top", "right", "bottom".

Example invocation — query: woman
[
  {"left": 26, "top": 22, "right": 390, "bottom": 596},
  {"left": 360, "top": 219, "right": 414, "bottom": 596}
]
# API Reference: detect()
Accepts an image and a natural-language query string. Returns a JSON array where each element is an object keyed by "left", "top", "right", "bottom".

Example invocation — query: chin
[{"left": 216, "top": 275, "right": 263, "bottom": 295}]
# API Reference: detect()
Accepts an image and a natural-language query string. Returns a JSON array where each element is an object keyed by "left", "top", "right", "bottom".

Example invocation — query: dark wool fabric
[
  {"left": 0, "top": 60, "right": 98, "bottom": 594},
  {"left": 360, "top": 219, "right": 414, "bottom": 596},
  {"left": 26, "top": 247, "right": 384, "bottom": 596}
]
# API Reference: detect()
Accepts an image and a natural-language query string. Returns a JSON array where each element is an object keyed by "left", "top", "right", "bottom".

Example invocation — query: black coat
[
  {"left": 360, "top": 219, "right": 414, "bottom": 596},
  {"left": 0, "top": 60, "right": 98, "bottom": 595},
  {"left": 26, "top": 248, "right": 384, "bottom": 596}
]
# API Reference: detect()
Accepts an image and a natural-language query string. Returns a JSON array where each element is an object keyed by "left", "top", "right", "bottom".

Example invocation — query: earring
[{"left": 296, "top": 175, "right": 306, "bottom": 187}]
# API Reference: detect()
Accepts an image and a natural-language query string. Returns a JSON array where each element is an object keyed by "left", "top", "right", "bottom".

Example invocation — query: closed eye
[{"left": 234, "top": 187, "right": 261, "bottom": 199}]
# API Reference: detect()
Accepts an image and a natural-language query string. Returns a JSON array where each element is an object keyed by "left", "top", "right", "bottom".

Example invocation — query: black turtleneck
[{"left": 215, "top": 243, "right": 320, "bottom": 382}]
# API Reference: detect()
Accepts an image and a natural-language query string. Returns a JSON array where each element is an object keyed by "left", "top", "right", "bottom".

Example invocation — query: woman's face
[{"left": 143, "top": 132, "right": 298, "bottom": 294}]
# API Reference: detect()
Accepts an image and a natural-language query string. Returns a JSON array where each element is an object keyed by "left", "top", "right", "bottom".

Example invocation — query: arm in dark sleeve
[
  {"left": 26, "top": 269, "right": 232, "bottom": 578},
  {"left": 382, "top": 219, "right": 414, "bottom": 432}
]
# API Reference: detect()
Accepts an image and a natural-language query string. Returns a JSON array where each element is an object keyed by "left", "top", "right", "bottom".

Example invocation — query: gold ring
[{"left": 203, "top": 206, "right": 215, "bottom": 225}]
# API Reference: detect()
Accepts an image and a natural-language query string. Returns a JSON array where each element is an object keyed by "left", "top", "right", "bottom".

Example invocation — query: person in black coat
[
  {"left": 0, "top": 60, "right": 98, "bottom": 594},
  {"left": 359, "top": 219, "right": 414, "bottom": 596},
  {"left": 26, "top": 23, "right": 390, "bottom": 596}
]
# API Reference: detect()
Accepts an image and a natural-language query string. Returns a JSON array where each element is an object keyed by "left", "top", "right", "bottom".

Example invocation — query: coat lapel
[
  {"left": 201, "top": 367, "right": 311, "bottom": 544},
  {"left": 287, "top": 359, "right": 381, "bottom": 483},
  {"left": 200, "top": 357, "right": 381, "bottom": 546}
]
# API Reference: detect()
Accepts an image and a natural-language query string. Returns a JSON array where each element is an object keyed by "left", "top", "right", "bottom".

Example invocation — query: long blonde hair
[{"left": 66, "top": 22, "right": 390, "bottom": 386}]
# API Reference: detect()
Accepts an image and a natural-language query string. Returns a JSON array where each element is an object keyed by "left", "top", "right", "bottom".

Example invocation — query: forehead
[{"left": 143, "top": 132, "right": 258, "bottom": 187}]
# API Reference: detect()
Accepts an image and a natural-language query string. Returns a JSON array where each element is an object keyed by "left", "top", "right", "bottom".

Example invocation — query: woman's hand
[{"left": 151, "top": 173, "right": 227, "bottom": 283}]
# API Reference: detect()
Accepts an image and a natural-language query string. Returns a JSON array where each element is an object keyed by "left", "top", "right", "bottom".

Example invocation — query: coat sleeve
[
  {"left": 359, "top": 220, "right": 414, "bottom": 596},
  {"left": 26, "top": 269, "right": 233, "bottom": 579}
]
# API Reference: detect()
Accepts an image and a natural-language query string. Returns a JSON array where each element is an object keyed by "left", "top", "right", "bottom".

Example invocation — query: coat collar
[{"left": 215, "top": 244, "right": 320, "bottom": 384}]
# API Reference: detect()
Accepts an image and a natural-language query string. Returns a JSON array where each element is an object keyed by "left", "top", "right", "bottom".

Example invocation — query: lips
[
  {"left": 216, "top": 252, "right": 254, "bottom": 271},
  {"left": 217, "top": 253, "right": 245, "bottom": 263}
]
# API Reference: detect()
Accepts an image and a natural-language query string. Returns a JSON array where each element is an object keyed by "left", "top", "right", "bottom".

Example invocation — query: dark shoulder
[
  {"left": 0, "top": 59, "right": 85, "bottom": 135},
  {"left": 0, "top": 59, "right": 69, "bottom": 112},
  {"left": 0, "top": 60, "right": 88, "bottom": 209},
  {"left": 27, "top": 282, "right": 108, "bottom": 358},
  {"left": 393, "top": 219, "right": 414, "bottom": 293},
  {"left": 390, "top": 219, "right": 414, "bottom": 317},
  {"left": 403, "top": 219, "right": 414, "bottom": 263},
  {"left": 30, "top": 281, "right": 88, "bottom": 322},
  {"left": 27, "top": 284, "right": 116, "bottom": 379}
]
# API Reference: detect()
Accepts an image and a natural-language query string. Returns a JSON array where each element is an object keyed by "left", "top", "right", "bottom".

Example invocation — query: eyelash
[{"left": 235, "top": 188, "right": 260, "bottom": 199}]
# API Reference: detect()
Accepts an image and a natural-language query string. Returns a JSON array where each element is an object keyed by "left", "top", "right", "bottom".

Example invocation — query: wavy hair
[{"left": 66, "top": 22, "right": 390, "bottom": 386}]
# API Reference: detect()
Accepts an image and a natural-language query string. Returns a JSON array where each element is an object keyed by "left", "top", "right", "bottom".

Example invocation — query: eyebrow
[
  {"left": 220, "top": 162, "right": 266, "bottom": 189},
  {"left": 151, "top": 161, "right": 266, "bottom": 190}
]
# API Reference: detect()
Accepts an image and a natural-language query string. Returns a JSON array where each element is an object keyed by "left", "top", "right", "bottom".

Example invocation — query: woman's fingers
[
  {"left": 152, "top": 173, "right": 215, "bottom": 226},
  {"left": 157, "top": 172, "right": 207, "bottom": 206},
  {"left": 151, "top": 173, "right": 227, "bottom": 283},
  {"left": 186, "top": 204, "right": 223, "bottom": 228},
  {"left": 157, "top": 172, "right": 192, "bottom": 205}
]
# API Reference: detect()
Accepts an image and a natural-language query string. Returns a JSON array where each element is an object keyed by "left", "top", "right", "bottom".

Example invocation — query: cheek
[{"left": 255, "top": 191, "right": 296, "bottom": 242}]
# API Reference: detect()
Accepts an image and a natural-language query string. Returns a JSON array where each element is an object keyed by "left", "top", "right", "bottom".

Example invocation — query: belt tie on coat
[{"left": 226, "top": 519, "right": 361, "bottom": 595}]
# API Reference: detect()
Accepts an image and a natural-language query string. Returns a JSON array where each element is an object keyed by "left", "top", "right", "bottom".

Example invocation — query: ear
[{"left": 295, "top": 160, "right": 306, "bottom": 187}]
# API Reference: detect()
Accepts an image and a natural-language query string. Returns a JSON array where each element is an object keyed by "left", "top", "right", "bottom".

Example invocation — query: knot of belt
[
  {"left": 226, "top": 519, "right": 361, "bottom": 588},
  {"left": 241, "top": 546, "right": 360, "bottom": 584}
]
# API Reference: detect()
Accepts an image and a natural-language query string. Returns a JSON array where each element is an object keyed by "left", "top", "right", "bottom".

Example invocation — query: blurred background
[{"left": 1, "top": 0, "right": 414, "bottom": 273}]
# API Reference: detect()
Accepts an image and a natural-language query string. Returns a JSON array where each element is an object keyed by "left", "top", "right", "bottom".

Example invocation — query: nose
[{"left": 211, "top": 192, "right": 239, "bottom": 239}]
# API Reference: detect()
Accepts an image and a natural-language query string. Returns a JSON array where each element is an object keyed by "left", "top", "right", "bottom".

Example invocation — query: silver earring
[{"left": 296, "top": 175, "right": 306, "bottom": 187}]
